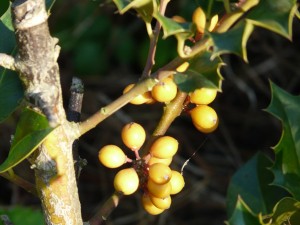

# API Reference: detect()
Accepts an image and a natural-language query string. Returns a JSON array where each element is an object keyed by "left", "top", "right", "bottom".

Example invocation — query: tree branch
[
  {"left": 142, "top": 0, "right": 171, "bottom": 77},
  {"left": 10, "top": 0, "right": 83, "bottom": 224},
  {"left": 0, "top": 53, "right": 16, "bottom": 71}
]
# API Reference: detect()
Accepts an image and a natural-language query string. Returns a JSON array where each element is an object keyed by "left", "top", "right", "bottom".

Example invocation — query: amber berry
[
  {"left": 121, "top": 122, "right": 146, "bottom": 151},
  {"left": 147, "top": 179, "right": 171, "bottom": 198},
  {"left": 123, "top": 83, "right": 153, "bottom": 105},
  {"left": 148, "top": 156, "right": 173, "bottom": 166},
  {"left": 151, "top": 77, "right": 177, "bottom": 103},
  {"left": 142, "top": 193, "right": 165, "bottom": 215},
  {"left": 169, "top": 171, "right": 185, "bottom": 195},
  {"left": 150, "top": 136, "right": 178, "bottom": 159},
  {"left": 148, "top": 163, "right": 172, "bottom": 184},
  {"left": 114, "top": 168, "right": 139, "bottom": 195},
  {"left": 190, "top": 105, "right": 218, "bottom": 133},
  {"left": 98, "top": 145, "right": 127, "bottom": 168},
  {"left": 189, "top": 88, "right": 217, "bottom": 105},
  {"left": 150, "top": 194, "right": 172, "bottom": 210}
]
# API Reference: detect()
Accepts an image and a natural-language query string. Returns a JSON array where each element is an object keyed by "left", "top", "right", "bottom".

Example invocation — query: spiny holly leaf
[
  {"left": 226, "top": 197, "right": 262, "bottom": 225},
  {"left": 266, "top": 82, "right": 300, "bottom": 200},
  {"left": 113, "top": 0, "right": 152, "bottom": 14},
  {"left": 0, "top": 108, "right": 55, "bottom": 173},
  {"left": 135, "top": 0, "right": 156, "bottom": 24},
  {"left": 246, "top": 0, "right": 297, "bottom": 39},
  {"left": 227, "top": 152, "right": 289, "bottom": 218},
  {"left": 153, "top": 12, "right": 194, "bottom": 39},
  {"left": 210, "top": 21, "right": 254, "bottom": 62},
  {"left": 265, "top": 197, "right": 300, "bottom": 225},
  {"left": 174, "top": 52, "right": 223, "bottom": 92}
]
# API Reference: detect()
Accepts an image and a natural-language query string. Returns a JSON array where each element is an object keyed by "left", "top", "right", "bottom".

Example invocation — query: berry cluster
[
  {"left": 98, "top": 122, "right": 185, "bottom": 215},
  {"left": 123, "top": 75, "right": 219, "bottom": 134}
]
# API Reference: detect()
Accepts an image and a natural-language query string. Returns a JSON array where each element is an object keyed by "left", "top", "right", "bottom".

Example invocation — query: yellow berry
[
  {"left": 192, "top": 7, "right": 206, "bottom": 34},
  {"left": 148, "top": 163, "right": 172, "bottom": 184},
  {"left": 169, "top": 171, "right": 185, "bottom": 195},
  {"left": 176, "top": 62, "right": 189, "bottom": 73},
  {"left": 114, "top": 168, "right": 139, "bottom": 195},
  {"left": 149, "top": 194, "right": 172, "bottom": 209},
  {"left": 147, "top": 179, "right": 171, "bottom": 198},
  {"left": 151, "top": 77, "right": 177, "bottom": 103},
  {"left": 121, "top": 122, "right": 146, "bottom": 150},
  {"left": 123, "top": 83, "right": 153, "bottom": 105},
  {"left": 98, "top": 145, "right": 127, "bottom": 168},
  {"left": 150, "top": 136, "right": 178, "bottom": 159},
  {"left": 208, "top": 14, "right": 219, "bottom": 32},
  {"left": 190, "top": 105, "right": 218, "bottom": 133},
  {"left": 148, "top": 156, "right": 173, "bottom": 166},
  {"left": 142, "top": 193, "right": 165, "bottom": 215},
  {"left": 189, "top": 88, "right": 217, "bottom": 105}
]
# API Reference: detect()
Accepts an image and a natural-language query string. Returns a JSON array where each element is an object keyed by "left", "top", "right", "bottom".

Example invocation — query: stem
[
  {"left": 223, "top": 0, "right": 231, "bottom": 14},
  {"left": 140, "top": 91, "right": 187, "bottom": 157},
  {"left": 0, "top": 53, "right": 16, "bottom": 71},
  {"left": 78, "top": 0, "right": 257, "bottom": 138},
  {"left": 142, "top": 0, "right": 171, "bottom": 77},
  {"left": 88, "top": 192, "right": 124, "bottom": 225},
  {"left": 207, "top": 0, "right": 214, "bottom": 18},
  {"left": 153, "top": 91, "right": 187, "bottom": 136},
  {"left": 0, "top": 172, "right": 37, "bottom": 196},
  {"left": 78, "top": 77, "right": 157, "bottom": 136}
]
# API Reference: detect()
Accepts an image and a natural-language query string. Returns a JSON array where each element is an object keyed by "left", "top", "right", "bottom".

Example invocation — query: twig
[
  {"left": 142, "top": 0, "right": 171, "bottom": 77},
  {"left": 67, "top": 77, "right": 85, "bottom": 178},
  {"left": 78, "top": 0, "right": 258, "bottom": 139},
  {"left": 152, "top": 91, "right": 187, "bottom": 136},
  {"left": 0, "top": 171, "right": 37, "bottom": 196},
  {"left": 0, "top": 215, "right": 14, "bottom": 225},
  {"left": 0, "top": 53, "right": 16, "bottom": 71},
  {"left": 88, "top": 192, "right": 124, "bottom": 225}
]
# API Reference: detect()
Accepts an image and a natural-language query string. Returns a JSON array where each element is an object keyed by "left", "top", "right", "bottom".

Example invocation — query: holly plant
[{"left": 0, "top": 0, "right": 299, "bottom": 224}]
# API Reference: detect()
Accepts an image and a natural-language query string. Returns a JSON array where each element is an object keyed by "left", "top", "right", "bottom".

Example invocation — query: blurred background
[{"left": 1, "top": 0, "right": 300, "bottom": 224}]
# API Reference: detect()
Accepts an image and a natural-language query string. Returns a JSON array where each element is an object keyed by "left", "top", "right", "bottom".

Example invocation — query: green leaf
[
  {"left": 266, "top": 82, "right": 300, "bottom": 200},
  {"left": 113, "top": 0, "right": 152, "bottom": 14},
  {"left": 0, "top": 108, "right": 55, "bottom": 173},
  {"left": 227, "top": 152, "right": 289, "bottom": 218},
  {"left": 174, "top": 52, "right": 223, "bottom": 92},
  {"left": 46, "top": 0, "right": 57, "bottom": 11},
  {"left": 265, "top": 197, "right": 300, "bottom": 225},
  {"left": 0, "top": 70, "right": 24, "bottom": 122},
  {"left": 0, "top": 1, "right": 13, "bottom": 31},
  {"left": 226, "top": 197, "right": 262, "bottom": 225},
  {"left": 246, "top": 0, "right": 297, "bottom": 39},
  {"left": 0, "top": 206, "right": 45, "bottom": 225},
  {"left": 153, "top": 12, "right": 195, "bottom": 39},
  {"left": 0, "top": 10, "right": 24, "bottom": 122},
  {"left": 135, "top": 0, "right": 156, "bottom": 24},
  {"left": 210, "top": 21, "right": 254, "bottom": 62}
]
